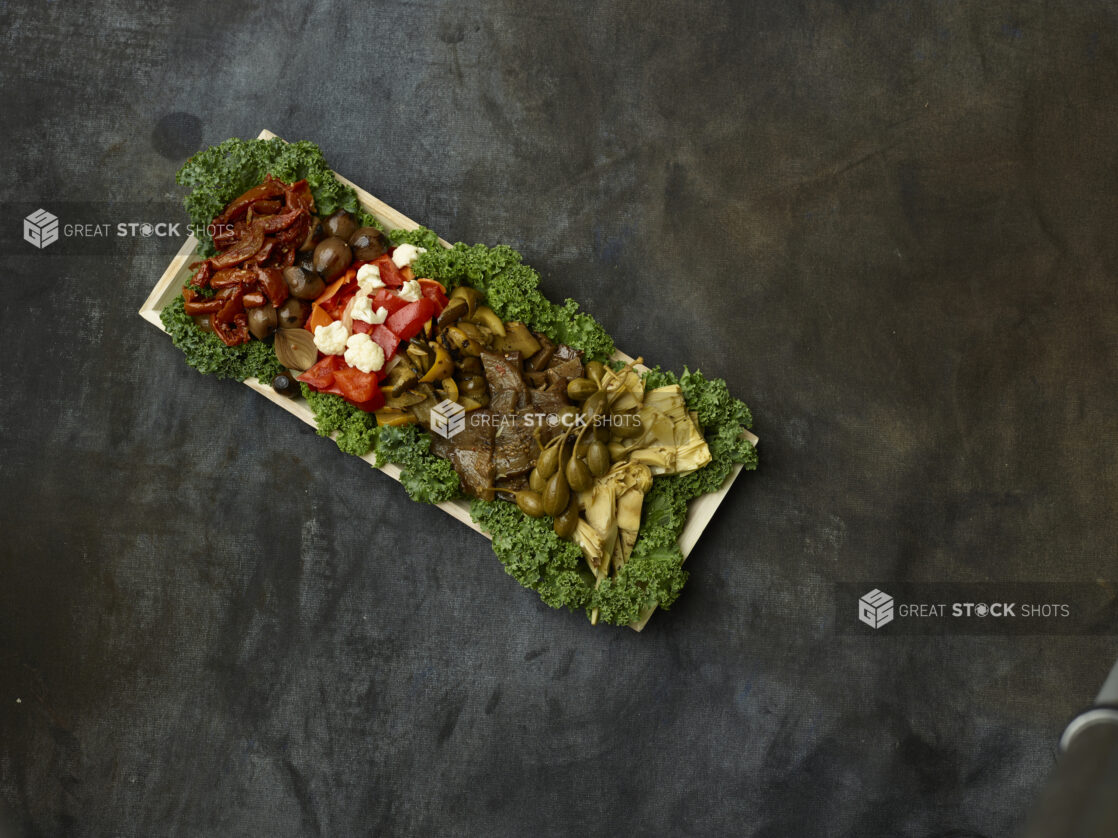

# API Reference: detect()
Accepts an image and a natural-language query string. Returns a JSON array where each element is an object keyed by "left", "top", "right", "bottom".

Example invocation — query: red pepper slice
[
  {"left": 369, "top": 288, "right": 409, "bottom": 315},
  {"left": 385, "top": 298, "right": 435, "bottom": 342},
  {"left": 319, "top": 279, "right": 359, "bottom": 320},
  {"left": 372, "top": 254, "right": 405, "bottom": 287},
  {"left": 370, "top": 324, "right": 400, "bottom": 359},
  {"left": 417, "top": 279, "right": 449, "bottom": 314},
  {"left": 332, "top": 366, "right": 383, "bottom": 407},
  {"left": 297, "top": 354, "right": 344, "bottom": 390}
]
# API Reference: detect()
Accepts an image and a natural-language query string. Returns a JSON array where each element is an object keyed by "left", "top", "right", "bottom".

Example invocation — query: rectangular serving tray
[{"left": 139, "top": 129, "right": 758, "bottom": 630}]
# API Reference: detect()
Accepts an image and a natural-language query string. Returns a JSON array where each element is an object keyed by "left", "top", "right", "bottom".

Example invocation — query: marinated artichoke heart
[
  {"left": 615, "top": 384, "right": 711, "bottom": 476},
  {"left": 573, "top": 460, "right": 653, "bottom": 580}
]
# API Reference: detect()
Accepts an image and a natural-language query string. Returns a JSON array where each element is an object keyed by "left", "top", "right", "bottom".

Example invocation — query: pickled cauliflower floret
[
  {"left": 351, "top": 294, "right": 388, "bottom": 325},
  {"left": 356, "top": 263, "right": 384, "bottom": 294},
  {"left": 391, "top": 243, "right": 427, "bottom": 269},
  {"left": 313, "top": 320, "right": 349, "bottom": 356},
  {"left": 344, "top": 332, "right": 385, "bottom": 374},
  {"left": 397, "top": 278, "right": 422, "bottom": 302}
]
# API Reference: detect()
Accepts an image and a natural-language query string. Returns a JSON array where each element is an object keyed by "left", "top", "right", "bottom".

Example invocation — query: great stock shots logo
[
  {"left": 23, "top": 208, "right": 59, "bottom": 249},
  {"left": 858, "top": 589, "right": 895, "bottom": 629},
  {"left": 429, "top": 399, "right": 466, "bottom": 439}
]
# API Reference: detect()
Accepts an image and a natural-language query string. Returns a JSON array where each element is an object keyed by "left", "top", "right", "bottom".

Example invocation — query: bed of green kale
[{"left": 162, "top": 138, "right": 758, "bottom": 626}]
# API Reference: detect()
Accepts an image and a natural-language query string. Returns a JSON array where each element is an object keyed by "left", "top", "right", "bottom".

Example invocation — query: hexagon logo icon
[
  {"left": 429, "top": 398, "right": 466, "bottom": 439},
  {"left": 24, "top": 208, "right": 59, "bottom": 249},
  {"left": 858, "top": 589, "right": 894, "bottom": 629}
]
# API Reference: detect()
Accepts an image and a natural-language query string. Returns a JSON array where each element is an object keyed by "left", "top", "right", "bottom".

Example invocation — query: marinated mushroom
[
  {"left": 282, "top": 265, "right": 326, "bottom": 301},
  {"left": 383, "top": 363, "right": 420, "bottom": 397},
  {"left": 247, "top": 305, "right": 278, "bottom": 340},
  {"left": 349, "top": 226, "right": 388, "bottom": 261},
  {"left": 298, "top": 217, "right": 324, "bottom": 252},
  {"left": 276, "top": 298, "right": 310, "bottom": 329},
  {"left": 313, "top": 236, "right": 352, "bottom": 282},
  {"left": 322, "top": 209, "right": 358, "bottom": 241}
]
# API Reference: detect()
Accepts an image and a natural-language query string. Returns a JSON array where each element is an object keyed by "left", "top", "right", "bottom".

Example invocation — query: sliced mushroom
[
  {"left": 467, "top": 305, "right": 506, "bottom": 337},
  {"left": 437, "top": 296, "right": 469, "bottom": 328},
  {"left": 383, "top": 363, "right": 420, "bottom": 397},
  {"left": 449, "top": 285, "right": 481, "bottom": 318},
  {"left": 406, "top": 340, "right": 433, "bottom": 374},
  {"left": 493, "top": 321, "right": 541, "bottom": 358},
  {"left": 385, "top": 388, "right": 430, "bottom": 409}
]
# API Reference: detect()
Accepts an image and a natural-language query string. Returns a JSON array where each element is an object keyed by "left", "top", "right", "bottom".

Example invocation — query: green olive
[
  {"left": 543, "top": 470, "right": 570, "bottom": 517},
  {"left": 529, "top": 468, "right": 546, "bottom": 494},
  {"left": 536, "top": 444, "right": 560, "bottom": 479},
  {"left": 585, "top": 360, "right": 606, "bottom": 386},
  {"left": 553, "top": 500, "right": 580, "bottom": 539},
  {"left": 566, "top": 377, "right": 599, "bottom": 402},
  {"left": 566, "top": 455, "right": 593, "bottom": 493},
  {"left": 586, "top": 440, "right": 611, "bottom": 477}
]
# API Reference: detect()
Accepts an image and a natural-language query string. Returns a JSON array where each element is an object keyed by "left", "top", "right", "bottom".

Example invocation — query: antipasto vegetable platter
[{"left": 139, "top": 129, "right": 759, "bottom": 631}]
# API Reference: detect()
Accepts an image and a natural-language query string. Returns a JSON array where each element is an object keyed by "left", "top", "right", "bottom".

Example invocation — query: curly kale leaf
[
  {"left": 387, "top": 226, "right": 444, "bottom": 252},
  {"left": 373, "top": 424, "right": 460, "bottom": 504},
  {"left": 591, "top": 546, "right": 689, "bottom": 625},
  {"left": 299, "top": 384, "right": 379, "bottom": 456},
  {"left": 470, "top": 499, "right": 593, "bottom": 612},
  {"left": 160, "top": 295, "right": 284, "bottom": 382}
]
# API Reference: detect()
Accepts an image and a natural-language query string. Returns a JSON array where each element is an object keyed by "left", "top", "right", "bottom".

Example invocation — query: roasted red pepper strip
[
  {"left": 255, "top": 267, "right": 289, "bottom": 307},
  {"left": 319, "top": 279, "right": 360, "bottom": 320},
  {"left": 210, "top": 222, "right": 265, "bottom": 269},
  {"left": 213, "top": 179, "right": 285, "bottom": 227},
  {"left": 210, "top": 287, "right": 250, "bottom": 346},
  {"left": 417, "top": 279, "right": 449, "bottom": 314},
  {"left": 182, "top": 287, "right": 225, "bottom": 315}
]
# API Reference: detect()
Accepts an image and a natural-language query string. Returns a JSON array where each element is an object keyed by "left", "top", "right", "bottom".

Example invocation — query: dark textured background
[{"left": 2, "top": 1, "right": 1116, "bottom": 836}]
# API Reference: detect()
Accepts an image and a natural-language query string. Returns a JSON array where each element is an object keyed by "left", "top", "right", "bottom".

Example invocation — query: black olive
[
  {"left": 313, "top": 236, "right": 352, "bottom": 282},
  {"left": 271, "top": 373, "right": 299, "bottom": 397},
  {"left": 247, "top": 305, "right": 278, "bottom": 340},
  {"left": 282, "top": 266, "right": 326, "bottom": 301},
  {"left": 349, "top": 226, "right": 388, "bottom": 261},
  {"left": 276, "top": 298, "right": 310, "bottom": 329},
  {"left": 322, "top": 210, "right": 358, "bottom": 242}
]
